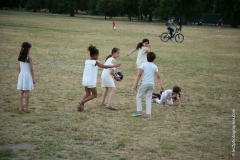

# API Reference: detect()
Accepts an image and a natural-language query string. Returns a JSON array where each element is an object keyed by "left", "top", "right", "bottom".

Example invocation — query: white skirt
[
  {"left": 17, "top": 71, "right": 34, "bottom": 90},
  {"left": 101, "top": 73, "right": 115, "bottom": 87}
]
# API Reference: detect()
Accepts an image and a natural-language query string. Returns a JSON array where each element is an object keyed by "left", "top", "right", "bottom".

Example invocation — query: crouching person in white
[
  {"left": 155, "top": 86, "right": 181, "bottom": 107},
  {"left": 133, "top": 52, "right": 164, "bottom": 119}
]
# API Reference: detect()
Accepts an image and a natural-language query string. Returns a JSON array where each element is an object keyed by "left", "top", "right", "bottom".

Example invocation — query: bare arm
[
  {"left": 164, "top": 92, "right": 170, "bottom": 106},
  {"left": 18, "top": 63, "right": 20, "bottom": 73},
  {"left": 96, "top": 61, "right": 121, "bottom": 69},
  {"left": 177, "top": 94, "right": 181, "bottom": 107},
  {"left": 127, "top": 48, "right": 137, "bottom": 56},
  {"left": 133, "top": 69, "right": 143, "bottom": 90},
  {"left": 111, "top": 59, "right": 121, "bottom": 81},
  {"left": 155, "top": 72, "right": 164, "bottom": 91},
  {"left": 28, "top": 56, "right": 35, "bottom": 84}
]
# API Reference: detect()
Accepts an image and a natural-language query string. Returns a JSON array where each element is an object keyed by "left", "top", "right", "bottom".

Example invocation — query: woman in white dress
[
  {"left": 17, "top": 42, "right": 35, "bottom": 112},
  {"left": 127, "top": 39, "right": 151, "bottom": 68},
  {"left": 100, "top": 48, "right": 121, "bottom": 110}
]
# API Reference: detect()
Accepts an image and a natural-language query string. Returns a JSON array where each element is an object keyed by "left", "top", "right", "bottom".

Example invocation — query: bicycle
[{"left": 160, "top": 27, "right": 184, "bottom": 43}]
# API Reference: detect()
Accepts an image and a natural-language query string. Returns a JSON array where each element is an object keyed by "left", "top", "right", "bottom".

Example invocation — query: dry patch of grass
[{"left": 0, "top": 10, "right": 239, "bottom": 159}]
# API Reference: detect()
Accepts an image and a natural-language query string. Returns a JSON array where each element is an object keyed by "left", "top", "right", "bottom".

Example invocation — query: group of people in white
[{"left": 17, "top": 39, "right": 181, "bottom": 119}]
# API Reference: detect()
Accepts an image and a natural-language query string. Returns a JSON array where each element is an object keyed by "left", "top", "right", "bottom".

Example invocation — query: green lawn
[{"left": 0, "top": 10, "right": 239, "bottom": 159}]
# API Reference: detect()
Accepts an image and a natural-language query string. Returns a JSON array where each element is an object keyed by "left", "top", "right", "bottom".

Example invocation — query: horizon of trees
[{"left": 0, "top": 0, "right": 239, "bottom": 27}]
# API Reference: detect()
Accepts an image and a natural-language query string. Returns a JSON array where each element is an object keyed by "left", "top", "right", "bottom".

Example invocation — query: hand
[
  {"left": 127, "top": 53, "right": 130, "bottom": 56},
  {"left": 148, "top": 44, "right": 151, "bottom": 48},
  {"left": 114, "top": 76, "right": 121, "bottom": 81},
  {"left": 33, "top": 79, "right": 36, "bottom": 84},
  {"left": 115, "top": 64, "right": 121, "bottom": 68},
  {"left": 133, "top": 85, "right": 138, "bottom": 91}
]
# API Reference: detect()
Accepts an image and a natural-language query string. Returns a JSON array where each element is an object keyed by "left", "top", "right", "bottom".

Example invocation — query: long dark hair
[
  {"left": 105, "top": 47, "right": 120, "bottom": 61},
  {"left": 18, "top": 42, "right": 31, "bottom": 62},
  {"left": 136, "top": 39, "right": 149, "bottom": 49},
  {"left": 88, "top": 44, "right": 99, "bottom": 57}
]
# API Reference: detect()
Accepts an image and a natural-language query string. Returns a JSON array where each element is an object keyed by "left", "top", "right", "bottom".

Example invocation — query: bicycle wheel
[
  {"left": 175, "top": 33, "right": 184, "bottom": 43},
  {"left": 160, "top": 32, "right": 169, "bottom": 42}
]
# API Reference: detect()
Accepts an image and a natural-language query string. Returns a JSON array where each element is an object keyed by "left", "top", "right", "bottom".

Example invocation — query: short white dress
[
  {"left": 17, "top": 60, "right": 34, "bottom": 90},
  {"left": 136, "top": 46, "right": 148, "bottom": 68},
  {"left": 82, "top": 60, "right": 98, "bottom": 88},
  {"left": 101, "top": 57, "right": 116, "bottom": 88}
]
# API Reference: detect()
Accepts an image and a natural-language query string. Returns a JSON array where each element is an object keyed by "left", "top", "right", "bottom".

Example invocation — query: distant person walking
[
  {"left": 178, "top": 19, "right": 182, "bottom": 33},
  {"left": 112, "top": 20, "right": 116, "bottom": 30},
  {"left": 217, "top": 19, "right": 223, "bottom": 32},
  {"left": 17, "top": 42, "right": 35, "bottom": 112}
]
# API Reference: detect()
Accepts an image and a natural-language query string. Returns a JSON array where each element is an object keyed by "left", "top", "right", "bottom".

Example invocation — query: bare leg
[
  {"left": 19, "top": 90, "right": 24, "bottom": 111},
  {"left": 108, "top": 87, "right": 116, "bottom": 106},
  {"left": 82, "top": 87, "right": 97, "bottom": 104},
  {"left": 25, "top": 91, "right": 30, "bottom": 110},
  {"left": 101, "top": 87, "right": 109, "bottom": 105}
]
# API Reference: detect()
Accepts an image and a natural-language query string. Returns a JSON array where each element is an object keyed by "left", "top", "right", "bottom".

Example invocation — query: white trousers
[
  {"left": 156, "top": 92, "right": 173, "bottom": 105},
  {"left": 136, "top": 84, "right": 154, "bottom": 115}
]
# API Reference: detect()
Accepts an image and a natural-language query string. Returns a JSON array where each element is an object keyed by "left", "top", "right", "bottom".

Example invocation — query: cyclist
[{"left": 166, "top": 17, "right": 178, "bottom": 40}]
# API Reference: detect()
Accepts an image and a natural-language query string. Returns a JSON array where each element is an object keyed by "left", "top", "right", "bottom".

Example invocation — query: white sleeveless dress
[
  {"left": 17, "top": 59, "right": 34, "bottom": 90},
  {"left": 101, "top": 57, "right": 116, "bottom": 87}
]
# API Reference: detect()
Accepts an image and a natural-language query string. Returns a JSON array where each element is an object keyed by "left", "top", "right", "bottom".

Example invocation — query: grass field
[{"left": 0, "top": 10, "right": 239, "bottom": 160}]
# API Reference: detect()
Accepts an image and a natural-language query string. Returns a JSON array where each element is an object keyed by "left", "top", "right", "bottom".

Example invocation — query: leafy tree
[
  {"left": 97, "top": 0, "right": 123, "bottom": 20},
  {"left": 123, "top": 0, "right": 139, "bottom": 21},
  {"left": 26, "top": 0, "right": 46, "bottom": 12},
  {"left": 88, "top": 0, "right": 99, "bottom": 15},
  {"left": 216, "top": 0, "right": 240, "bottom": 27},
  {"left": 139, "top": 0, "right": 158, "bottom": 21},
  {"left": 154, "top": 0, "right": 202, "bottom": 24},
  {"left": 0, "top": 0, "right": 20, "bottom": 9}
]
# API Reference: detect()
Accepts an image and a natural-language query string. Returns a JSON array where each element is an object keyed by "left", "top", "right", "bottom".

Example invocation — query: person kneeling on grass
[
  {"left": 153, "top": 86, "right": 181, "bottom": 107},
  {"left": 133, "top": 52, "right": 164, "bottom": 119}
]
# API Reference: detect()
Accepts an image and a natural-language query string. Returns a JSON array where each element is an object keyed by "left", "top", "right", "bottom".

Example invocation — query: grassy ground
[{"left": 0, "top": 10, "right": 239, "bottom": 160}]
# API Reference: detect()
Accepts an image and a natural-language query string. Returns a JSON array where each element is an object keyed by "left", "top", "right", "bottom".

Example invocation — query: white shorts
[{"left": 84, "top": 85, "right": 96, "bottom": 88}]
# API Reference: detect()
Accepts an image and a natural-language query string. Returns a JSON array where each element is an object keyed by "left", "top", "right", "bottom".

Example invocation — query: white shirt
[
  {"left": 136, "top": 47, "right": 148, "bottom": 67},
  {"left": 82, "top": 60, "right": 98, "bottom": 87},
  {"left": 139, "top": 62, "right": 158, "bottom": 84},
  {"left": 162, "top": 89, "right": 173, "bottom": 100}
]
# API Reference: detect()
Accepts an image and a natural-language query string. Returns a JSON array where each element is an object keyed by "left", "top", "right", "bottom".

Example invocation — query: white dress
[
  {"left": 17, "top": 60, "right": 34, "bottom": 90},
  {"left": 82, "top": 60, "right": 98, "bottom": 88},
  {"left": 136, "top": 46, "right": 148, "bottom": 68},
  {"left": 101, "top": 57, "right": 116, "bottom": 87}
]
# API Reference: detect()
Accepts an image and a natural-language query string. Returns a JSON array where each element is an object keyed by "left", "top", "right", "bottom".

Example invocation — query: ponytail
[
  {"left": 105, "top": 47, "right": 120, "bottom": 61},
  {"left": 18, "top": 42, "right": 31, "bottom": 62},
  {"left": 136, "top": 39, "right": 150, "bottom": 49},
  {"left": 136, "top": 42, "right": 143, "bottom": 49}
]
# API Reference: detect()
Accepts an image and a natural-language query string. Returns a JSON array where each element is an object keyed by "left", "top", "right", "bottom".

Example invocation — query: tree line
[{"left": 0, "top": 0, "right": 239, "bottom": 27}]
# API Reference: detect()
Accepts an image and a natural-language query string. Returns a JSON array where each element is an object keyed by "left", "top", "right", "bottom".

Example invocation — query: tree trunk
[
  {"left": 231, "top": 12, "right": 238, "bottom": 28},
  {"left": 148, "top": 12, "right": 152, "bottom": 22},
  {"left": 130, "top": 16, "right": 132, "bottom": 21},
  {"left": 105, "top": 14, "right": 106, "bottom": 20},
  {"left": 75, "top": 9, "right": 78, "bottom": 13},
  {"left": 70, "top": 10, "right": 75, "bottom": 16},
  {"left": 181, "top": 5, "right": 187, "bottom": 25}
]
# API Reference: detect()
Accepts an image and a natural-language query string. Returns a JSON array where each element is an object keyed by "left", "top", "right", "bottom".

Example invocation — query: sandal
[{"left": 77, "top": 102, "right": 84, "bottom": 112}]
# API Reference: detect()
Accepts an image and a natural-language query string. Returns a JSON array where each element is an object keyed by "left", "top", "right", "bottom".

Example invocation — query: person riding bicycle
[{"left": 166, "top": 17, "right": 178, "bottom": 40}]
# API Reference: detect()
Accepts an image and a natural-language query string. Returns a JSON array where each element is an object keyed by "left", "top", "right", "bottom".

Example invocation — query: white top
[
  {"left": 136, "top": 47, "right": 148, "bottom": 67},
  {"left": 101, "top": 57, "right": 116, "bottom": 87},
  {"left": 162, "top": 89, "right": 174, "bottom": 100},
  {"left": 82, "top": 60, "right": 98, "bottom": 87},
  {"left": 139, "top": 62, "right": 158, "bottom": 85},
  {"left": 102, "top": 57, "right": 116, "bottom": 74}
]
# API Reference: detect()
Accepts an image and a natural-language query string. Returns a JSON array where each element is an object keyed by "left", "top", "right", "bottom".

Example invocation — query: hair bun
[{"left": 88, "top": 44, "right": 97, "bottom": 52}]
